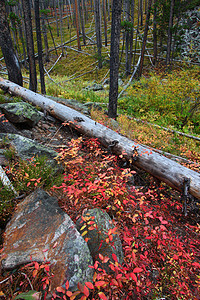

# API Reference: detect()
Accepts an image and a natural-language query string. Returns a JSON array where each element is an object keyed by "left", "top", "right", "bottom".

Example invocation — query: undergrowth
[
  {"left": 41, "top": 64, "right": 200, "bottom": 163},
  {"left": 0, "top": 153, "right": 63, "bottom": 227},
  {"left": 1, "top": 137, "right": 199, "bottom": 299}
]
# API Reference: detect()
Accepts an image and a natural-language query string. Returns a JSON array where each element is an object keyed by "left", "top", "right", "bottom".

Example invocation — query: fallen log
[{"left": 0, "top": 77, "right": 200, "bottom": 200}]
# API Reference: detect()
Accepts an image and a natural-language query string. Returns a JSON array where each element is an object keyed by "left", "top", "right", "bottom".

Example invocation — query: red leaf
[
  {"left": 98, "top": 292, "right": 108, "bottom": 300},
  {"left": 77, "top": 282, "right": 84, "bottom": 293},
  {"left": 102, "top": 256, "right": 109, "bottom": 263},
  {"left": 110, "top": 279, "right": 118, "bottom": 286},
  {"left": 83, "top": 285, "right": 89, "bottom": 297},
  {"left": 34, "top": 262, "right": 39, "bottom": 270},
  {"left": 65, "top": 280, "right": 69, "bottom": 290},
  {"left": 95, "top": 281, "right": 106, "bottom": 287},
  {"left": 66, "top": 291, "right": 72, "bottom": 297},
  {"left": 99, "top": 253, "right": 104, "bottom": 261},
  {"left": 192, "top": 262, "right": 200, "bottom": 268},
  {"left": 112, "top": 253, "right": 118, "bottom": 262},
  {"left": 130, "top": 272, "right": 137, "bottom": 283},
  {"left": 158, "top": 216, "right": 168, "bottom": 225},
  {"left": 94, "top": 261, "right": 99, "bottom": 269},
  {"left": 56, "top": 286, "right": 65, "bottom": 294},
  {"left": 133, "top": 267, "right": 143, "bottom": 273},
  {"left": 85, "top": 282, "right": 94, "bottom": 289}
]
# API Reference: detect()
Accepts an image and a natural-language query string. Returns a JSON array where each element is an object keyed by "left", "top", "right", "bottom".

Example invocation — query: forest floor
[{"left": 0, "top": 96, "right": 200, "bottom": 299}]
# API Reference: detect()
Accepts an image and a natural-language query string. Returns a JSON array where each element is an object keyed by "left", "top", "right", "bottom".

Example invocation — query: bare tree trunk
[
  {"left": 133, "top": 1, "right": 140, "bottom": 66},
  {"left": 94, "top": 0, "right": 102, "bottom": 68},
  {"left": 125, "top": 0, "right": 130, "bottom": 76},
  {"left": 153, "top": 0, "right": 157, "bottom": 65},
  {"left": 21, "top": 0, "right": 37, "bottom": 91},
  {"left": 46, "top": 17, "right": 59, "bottom": 57},
  {"left": 59, "top": 0, "right": 65, "bottom": 55},
  {"left": 79, "top": 0, "right": 86, "bottom": 45},
  {"left": 103, "top": 0, "right": 107, "bottom": 46},
  {"left": 140, "top": 0, "right": 143, "bottom": 27},
  {"left": 74, "top": 0, "right": 81, "bottom": 50},
  {"left": 34, "top": 0, "right": 46, "bottom": 94},
  {"left": 1, "top": 77, "right": 199, "bottom": 200},
  {"left": 17, "top": 2, "right": 27, "bottom": 68},
  {"left": 54, "top": 0, "right": 60, "bottom": 36},
  {"left": 166, "top": 0, "right": 175, "bottom": 65},
  {"left": 41, "top": 8, "right": 50, "bottom": 62},
  {"left": 128, "top": 0, "right": 135, "bottom": 73},
  {"left": 138, "top": 0, "right": 152, "bottom": 77},
  {"left": 0, "top": 0, "right": 22, "bottom": 86},
  {"left": 108, "top": 0, "right": 122, "bottom": 119}
]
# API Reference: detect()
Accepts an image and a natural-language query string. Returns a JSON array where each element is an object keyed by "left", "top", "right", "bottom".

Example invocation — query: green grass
[
  {"left": 118, "top": 66, "right": 200, "bottom": 134},
  {"left": 0, "top": 154, "right": 63, "bottom": 226}
]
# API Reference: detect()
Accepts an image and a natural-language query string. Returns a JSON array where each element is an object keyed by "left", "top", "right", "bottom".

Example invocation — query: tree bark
[
  {"left": 79, "top": 0, "right": 86, "bottom": 45},
  {"left": 166, "top": 0, "right": 175, "bottom": 65},
  {"left": 74, "top": 0, "right": 81, "bottom": 50},
  {"left": 152, "top": 0, "right": 157, "bottom": 65},
  {"left": 125, "top": 0, "right": 130, "bottom": 76},
  {"left": 94, "top": 0, "right": 102, "bottom": 68},
  {"left": 129, "top": 0, "right": 135, "bottom": 73},
  {"left": 138, "top": 0, "right": 152, "bottom": 77},
  {"left": 0, "top": 77, "right": 199, "bottom": 200},
  {"left": 0, "top": 0, "right": 22, "bottom": 86},
  {"left": 41, "top": 7, "right": 50, "bottom": 62},
  {"left": 34, "top": 0, "right": 46, "bottom": 94},
  {"left": 103, "top": 0, "right": 108, "bottom": 46},
  {"left": 108, "top": 0, "right": 122, "bottom": 119},
  {"left": 21, "top": 0, "right": 37, "bottom": 91}
]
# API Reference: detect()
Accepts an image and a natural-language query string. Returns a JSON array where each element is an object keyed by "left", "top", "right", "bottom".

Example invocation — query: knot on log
[
  {"left": 74, "top": 117, "right": 85, "bottom": 122},
  {"left": 132, "top": 147, "right": 139, "bottom": 161},
  {"left": 182, "top": 177, "right": 191, "bottom": 216},
  {"left": 108, "top": 140, "right": 119, "bottom": 151}
]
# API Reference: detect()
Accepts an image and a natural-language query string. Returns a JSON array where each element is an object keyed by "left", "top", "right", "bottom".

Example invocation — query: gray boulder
[
  {"left": 76, "top": 208, "right": 124, "bottom": 273},
  {"left": 0, "top": 133, "right": 60, "bottom": 171},
  {"left": 1, "top": 189, "right": 93, "bottom": 291},
  {"left": 0, "top": 102, "right": 42, "bottom": 127}
]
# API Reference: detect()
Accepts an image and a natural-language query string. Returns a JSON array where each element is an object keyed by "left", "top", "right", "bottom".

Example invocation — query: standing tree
[
  {"left": 34, "top": 0, "right": 46, "bottom": 94},
  {"left": 94, "top": 0, "right": 102, "bottom": 68},
  {"left": 108, "top": 0, "right": 122, "bottom": 119},
  {"left": 152, "top": 0, "right": 158, "bottom": 65},
  {"left": 138, "top": 0, "right": 152, "bottom": 77},
  {"left": 166, "top": 0, "right": 175, "bottom": 65},
  {"left": 74, "top": 0, "right": 81, "bottom": 50},
  {"left": 125, "top": 0, "right": 131, "bottom": 76},
  {"left": 0, "top": 0, "right": 22, "bottom": 86},
  {"left": 22, "top": 0, "right": 37, "bottom": 91}
]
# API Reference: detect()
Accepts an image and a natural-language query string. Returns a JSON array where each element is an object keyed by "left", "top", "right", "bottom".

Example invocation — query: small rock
[
  {"left": 85, "top": 82, "right": 104, "bottom": 91},
  {"left": 76, "top": 208, "right": 124, "bottom": 273}
]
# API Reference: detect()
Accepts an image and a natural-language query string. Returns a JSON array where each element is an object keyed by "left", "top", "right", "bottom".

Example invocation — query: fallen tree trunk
[{"left": 0, "top": 77, "right": 200, "bottom": 200}]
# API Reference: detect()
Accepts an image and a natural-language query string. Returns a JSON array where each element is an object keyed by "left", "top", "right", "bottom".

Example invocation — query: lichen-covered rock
[
  {"left": 85, "top": 82, "right": 104, "bottom": 91},
  {"left": 0, "top": 133, "right": 59, "bottom": 170},
  {"left": 76, "top": 208, "right": 124, "bottom": 273},
  {"left": 1, "top": 189, "right": 93, "bottom": 291},
  {"left": 0, "top": 102, "right": 42, "bottom": 127}
]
